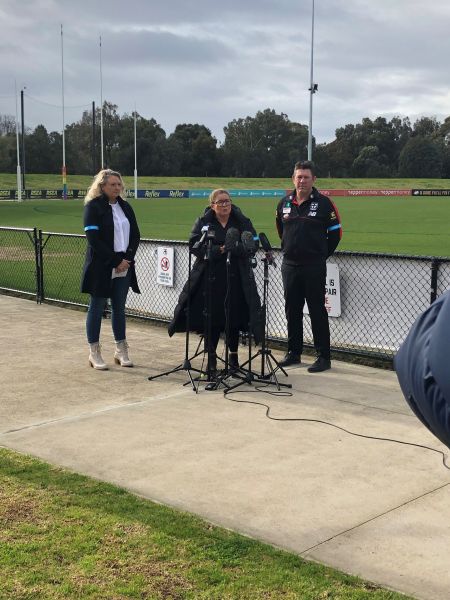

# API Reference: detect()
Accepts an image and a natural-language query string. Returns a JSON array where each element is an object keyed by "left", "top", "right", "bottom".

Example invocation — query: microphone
[
  {"left": 241, "top": 231, "right": 257, "bottom": 268},
  {"left": 241, "top": 231, "right": 256, "bottom": 254},
  {"left": 224, "top": 227, "right": 240, "bottom": 264},
  {"left": 193, "top": 224, "right": 210, "bottom": 249},
  {"left": 204, "top": 229, "right": 216, "bottom": 260},
  {"left": 258, "top": 232, "right": 277, "bottom": 267}
]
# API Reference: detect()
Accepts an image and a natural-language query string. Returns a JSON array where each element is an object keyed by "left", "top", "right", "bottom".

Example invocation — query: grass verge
[{"left": 0, "top": 448, "right": 410, "bottom": 599}]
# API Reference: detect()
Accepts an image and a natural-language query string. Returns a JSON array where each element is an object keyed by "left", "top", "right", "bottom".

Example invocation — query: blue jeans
[{"left": 86, "top": 273, "right": 130, "bottom": 344}]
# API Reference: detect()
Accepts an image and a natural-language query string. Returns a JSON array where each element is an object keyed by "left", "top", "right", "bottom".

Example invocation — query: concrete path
[{"left": 1, "top": 294, "right": 449, "bottom": 600}]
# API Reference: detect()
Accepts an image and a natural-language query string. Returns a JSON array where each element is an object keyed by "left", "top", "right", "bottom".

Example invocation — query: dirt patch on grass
[
  {"left": 91, "top": 523, "right": 194, "bottom": 597},
  {"left": 0, "top": 486, "right": 46, "bottom": 534}
]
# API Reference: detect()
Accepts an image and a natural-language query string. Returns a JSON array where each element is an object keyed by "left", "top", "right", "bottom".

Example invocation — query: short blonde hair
[
  {"left": 84, "top": 169, "right": 126, "bottom": 204},
  {"left": 208, "top": 188, "right": 231, "bottom": 206}
]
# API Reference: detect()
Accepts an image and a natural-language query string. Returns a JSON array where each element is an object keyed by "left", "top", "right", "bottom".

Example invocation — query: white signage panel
[
  {"left": 156, "top": 246, "right": 174, "bottom": 287},
  {"left": 303, "top": 262, "right": 341, "bottom": 318}
]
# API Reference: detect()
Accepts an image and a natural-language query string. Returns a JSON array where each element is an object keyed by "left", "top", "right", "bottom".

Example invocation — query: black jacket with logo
[
  {"left": 81, "top": 194, "right": 141, "bottom": 297},
  {"left": 276, "top": 187, "right": 342, "bottom": 265}
]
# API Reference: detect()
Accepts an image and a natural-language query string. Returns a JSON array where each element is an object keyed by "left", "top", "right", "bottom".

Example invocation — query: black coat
[
  {"left": 168, "top": 205, "right": 264, "bottom": 343},
  {"left": 394, "top": 290, "right": 450, "bottom": 450},
  {"left": 81, "top": 194, "right": 141, "bottom": 297}
]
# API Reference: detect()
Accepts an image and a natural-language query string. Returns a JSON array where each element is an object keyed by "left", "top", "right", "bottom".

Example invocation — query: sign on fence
[
  {"left": 2, "top": 188, "right": 431, "bottom": 200},
  {"left": 411, "top": 189, "right": 450, "bottom": 196},
  {"left": 320, "top": 189, "right": 411, "bottom": 197},
  {"left": 156, "top": 246, "right": 174, "bottom": 287},
  {"left": 125, "top": 189, "right": 189, "bottom": 199},
  {"left": 303, "top": 262, "right": 341, "bottom": 318}
]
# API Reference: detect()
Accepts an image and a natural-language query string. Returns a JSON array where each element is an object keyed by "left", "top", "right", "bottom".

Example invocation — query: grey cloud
[
  {"left": 74, "top": 29, "right": 234, "bottom": 66},
  {"left": 1, "top": 0, "right": 449, "bottom": 144}
]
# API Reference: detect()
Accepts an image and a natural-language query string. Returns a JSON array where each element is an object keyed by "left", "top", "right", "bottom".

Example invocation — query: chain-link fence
[
  {"left": 39, "top": 232, "right": 87, "bottom": 307},
  {"left": 1, "top": 227, "right": 449, "bottom": 363},
  {"left": 0, "top": 227, "right": 41, "bottom": 300}
]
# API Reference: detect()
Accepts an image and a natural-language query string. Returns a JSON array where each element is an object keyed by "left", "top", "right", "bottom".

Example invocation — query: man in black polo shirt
[{"left": 276, "top": 160, "right": 342, "bottom": 372}]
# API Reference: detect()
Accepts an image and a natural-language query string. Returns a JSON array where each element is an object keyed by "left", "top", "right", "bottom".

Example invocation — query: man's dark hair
[{"left": 293, "top": 160, "right": 316, "bottom": 176}]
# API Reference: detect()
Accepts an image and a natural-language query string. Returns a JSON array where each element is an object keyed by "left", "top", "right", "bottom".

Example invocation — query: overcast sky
[{"left": 1, "top": 0, "right": 450, "bottom": 145}]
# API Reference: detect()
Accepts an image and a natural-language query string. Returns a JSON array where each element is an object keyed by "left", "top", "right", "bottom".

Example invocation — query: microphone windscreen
[
  {"left": 241, "top": 230, "right": 256, "bottom": 253},
  {"left": 258, "top": 232, "right": 272, "bottom": 253},
  {"left": 224, "top": 227, "right": 240, "bottom": 251}
]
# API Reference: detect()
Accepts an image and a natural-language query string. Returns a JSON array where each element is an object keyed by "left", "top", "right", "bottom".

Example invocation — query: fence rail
[{"left": 1, "top": 226, "right": 449, "bottom": 364}]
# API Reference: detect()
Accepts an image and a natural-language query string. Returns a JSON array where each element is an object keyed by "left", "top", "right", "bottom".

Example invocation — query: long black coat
[
  {"left": 168, "top": 205, "right": 264, "bottom": 343},
  {"left": 81, "top": 194, "right": 141, "bottom": 297}
]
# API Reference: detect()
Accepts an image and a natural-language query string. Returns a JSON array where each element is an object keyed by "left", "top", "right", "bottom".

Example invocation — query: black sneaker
[
  {"left": 278, "top": 352, "right": 301, "bottom": 367},
  {"left": 307, "top": 357, "right": 331, "bottom": 373}
]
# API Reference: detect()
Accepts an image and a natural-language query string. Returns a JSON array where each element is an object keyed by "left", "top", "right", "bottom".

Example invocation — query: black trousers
[
  {"left": 206, "top": 327, "right": 239, "bottom": 357},
  {"left": 281, "top": 261, "right": 330, "bottom": 360}
]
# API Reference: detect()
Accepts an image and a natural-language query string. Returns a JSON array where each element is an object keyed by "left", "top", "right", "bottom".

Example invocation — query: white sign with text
[
  {"left": 303, "top": 262, "right": 341, "bottom": 318},
  {"left": 156, "top": 246, "right": 174, "bottom": 287}
]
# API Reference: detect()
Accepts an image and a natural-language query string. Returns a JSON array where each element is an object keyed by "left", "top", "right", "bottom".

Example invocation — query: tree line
[{"left": 1, "top": 103, "right": 450, "bottom": 179}]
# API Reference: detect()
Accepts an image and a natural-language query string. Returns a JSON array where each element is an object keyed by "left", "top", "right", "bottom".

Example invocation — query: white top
[{"left": 110, "top": 201, "right": 130, "bottom": 253}]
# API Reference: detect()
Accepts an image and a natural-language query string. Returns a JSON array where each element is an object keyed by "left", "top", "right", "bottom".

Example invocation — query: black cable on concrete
[{"left": 223, "top": 387, "right": 450, "bottom": 471}]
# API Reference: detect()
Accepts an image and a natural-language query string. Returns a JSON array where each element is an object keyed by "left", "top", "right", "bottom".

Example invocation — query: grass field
[
  {"left": 1, "top": 175, "right": 450, "bottom": 256},
  {"left": 1, "top": 173, "right": 450, "bottom": 190},
  {"left": 1, "top": 194, "right": 449, "bottom": 257},
  {"left": 0, "top": 448, "right": 412, "bottom": 599}
]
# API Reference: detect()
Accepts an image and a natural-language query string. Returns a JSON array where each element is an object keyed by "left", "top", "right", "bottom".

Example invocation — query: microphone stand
[
  {"left": 236, "top": 254, "right": 291, "bottom": 391},
  {"left": 204, "top": 234, "right": 217, "bottom": 385},
  {"left": 205, "top": 248, "right": 232, "bottom": 391},
  {"left": 215, "top": 247, "right": 258, "bottom": 392},
  {"left": 148, "top": 243, "right": 205, "bottom": 391},
  {"left": 223, "top": 250, "right": 232, "bottom": 375}
]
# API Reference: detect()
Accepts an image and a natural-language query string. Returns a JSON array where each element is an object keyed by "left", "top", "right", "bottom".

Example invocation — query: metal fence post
[
  {"left": 39, "top": 229, "right": 45, "bottom": 302},
  {"left": 32, "top": 227, "right": 41, "bottom": 303},
  {"left": 430, "top": 259, "right": 439, "bottom": 304}
]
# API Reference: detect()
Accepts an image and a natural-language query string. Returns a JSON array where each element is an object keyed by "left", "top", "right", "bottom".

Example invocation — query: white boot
[
  {"left": 114, "top": 340, "right": 133, "bottom": 367},
  {"left": 88, "top": 343, "right": 108, "bottom": 370}
]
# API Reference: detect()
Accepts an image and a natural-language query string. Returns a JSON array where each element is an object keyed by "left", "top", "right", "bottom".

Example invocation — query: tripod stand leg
[
  {"left": 148, "top": 338, "right": 205, "bottom": 391},
  {"left": 184, "top": 368, "right": 199, "bottom": 393},
  {"left": 250, "top": 351, "right": 292, "bottom": 390},
  {"left": 270, "top": 354, "right": 289, "bottom": 377},
  {"left": 148, "top": 364, "right": 184, "bottom": 381},
  {"left": 149, "top": 360, "right": 203, "bottom": 392},
  {"left": 265, "top": 354, "right": 281, "bottom": 390}
]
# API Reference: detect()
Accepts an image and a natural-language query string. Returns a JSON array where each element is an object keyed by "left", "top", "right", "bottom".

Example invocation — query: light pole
[
  {"left": 20, "top": 88, "right": 26, "bottom": 191},
  {"left": 307, "top": 0, "right": 318, "bottom": 161},
  {"left": 14, "top": 81, "right": 22, "bottom": 201},
  {"left": 134, "top": 105, "right": 137, "bottom": 199},
  {"left": 92, "top": 101, "right": 96, "bottom": 175},
  {"left": 61, "top": 24, "right": 67, "bottom": 199},
  {"left": 99, "top": 35, "right": 104, "bottom": 169}
]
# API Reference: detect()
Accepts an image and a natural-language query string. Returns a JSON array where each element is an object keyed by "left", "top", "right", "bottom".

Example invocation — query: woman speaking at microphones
[{"left": 168, "top": 188, "right": 263, "bottom": 378}]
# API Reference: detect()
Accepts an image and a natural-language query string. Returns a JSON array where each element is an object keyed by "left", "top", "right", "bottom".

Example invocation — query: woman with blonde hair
[{"left": 81, "top": 169, "right": 140, "bottom": 369}]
